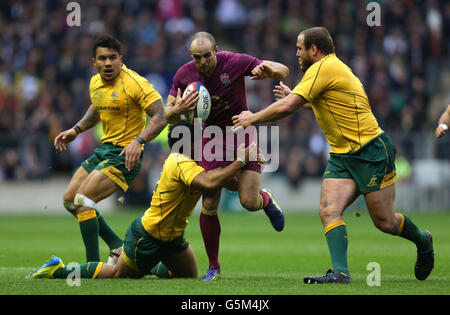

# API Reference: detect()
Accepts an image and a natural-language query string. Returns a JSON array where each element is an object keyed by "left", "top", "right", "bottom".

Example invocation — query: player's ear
[{"left": 311, "top": 44, "right": 319, "bottom": 57}]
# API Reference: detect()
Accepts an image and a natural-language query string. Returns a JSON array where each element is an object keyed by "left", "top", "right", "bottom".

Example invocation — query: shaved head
[
  {"left": 189, "top": 32, "right": 218, "bottom": 77},
  {"left": 189, "top": 31, "right": 216, "bottom": 50}
]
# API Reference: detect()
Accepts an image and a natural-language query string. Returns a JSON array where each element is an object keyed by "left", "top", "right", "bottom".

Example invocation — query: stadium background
[{"left": 0, "top": 0, "right": 448, "bottom": 212}]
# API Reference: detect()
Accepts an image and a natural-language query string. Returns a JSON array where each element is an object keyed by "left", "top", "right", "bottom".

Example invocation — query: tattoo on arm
[
  {"left": 139, "top": 99, "right": 167, "bottom": 143},
  {"left": 77, "top": 105, "right": 100, "bottom": 132}
]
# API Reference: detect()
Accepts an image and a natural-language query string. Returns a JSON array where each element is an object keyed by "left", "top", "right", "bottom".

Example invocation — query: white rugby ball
[{"left": 180, "top": 82, "right": 211, "bottom": 124}]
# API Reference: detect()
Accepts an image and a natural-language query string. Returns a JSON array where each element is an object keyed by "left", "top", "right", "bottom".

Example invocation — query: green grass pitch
[{"left": 1, "top": 209, "right": 449, "bottom": 296}]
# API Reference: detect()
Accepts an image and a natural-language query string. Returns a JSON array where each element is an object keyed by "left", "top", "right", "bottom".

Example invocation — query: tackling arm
[
  {"left": 191, "top": 160, "right": 245, "bottom": 192},
  {"left": 232, "top": 93, "right": 308, "bottom": 128},
  {"left": 191, "top": 143, "right": 259, "bottom": 192}
]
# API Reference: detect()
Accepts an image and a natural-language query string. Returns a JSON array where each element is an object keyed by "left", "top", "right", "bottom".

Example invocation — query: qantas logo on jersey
[{"left": 96, "top": 105, "right": 121, "bottom": 111}]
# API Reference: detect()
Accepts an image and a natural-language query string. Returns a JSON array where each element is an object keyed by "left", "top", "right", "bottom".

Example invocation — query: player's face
[
  {"left": 190, "top": 40, "right": 218, "bottom": 77},
  {"left": 296, "top": 34, "right": 314, "bottom": 72},
  {"left": 93, "top": 47, "right": 122, "bottom": 81}
]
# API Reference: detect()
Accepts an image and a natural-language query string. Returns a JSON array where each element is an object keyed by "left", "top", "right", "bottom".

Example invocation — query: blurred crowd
[{"left": 0, "top": 0, "right": 448, "bottom": 197}]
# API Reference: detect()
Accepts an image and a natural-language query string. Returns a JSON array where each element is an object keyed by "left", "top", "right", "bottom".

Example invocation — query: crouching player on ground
[{"left": 27, "top": 121, "right": 262, "bottom": 280}]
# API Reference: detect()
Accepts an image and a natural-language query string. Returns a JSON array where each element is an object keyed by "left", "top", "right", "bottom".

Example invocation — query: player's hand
[
  {"left": 236, "top": 142, "right": 257, "bottom": 165},
  {"left": 250, "top": 62, "right": 275, "bottom": 80},
  {"left": 174, "top": 88, "right": 199, "bottom": 115},
  {"left": 273, "top": 81, "right": 291, "bottom": 100},
  {"left": 119, "top": 140, "right": 142, "bottom": 171},
  {"left": 435, "top": 123, "right": 448, "bottom": 138},
  {"left": 54, "top": 129, "right": 77, "bottom": 151},
  {"left": 232, "top": 110, "right": 255, "bottom": 131},
  {"left": 257, "top": 150, "right": 266, "bottom": 167}
]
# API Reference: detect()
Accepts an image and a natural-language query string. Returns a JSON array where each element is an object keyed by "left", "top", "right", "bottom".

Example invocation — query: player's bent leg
[
  {"left": 365, "top": 184, "right": 434, "bottom": 280},
  {"left": 237, "top": 170, "right": 262, "bottom": 211},
  {"left": 76, "top": 170, "right": 122, "bottom": 205},
  {"left": 97, "top": 253, "right": 143, "bottom": 279},
  {"left": 74, "top": 170, "right": 122, "bottom": 262},
  {"left": 318, "top": 178, "right": 359, "bottom": 227},
  {"left": 364, "top": 185, "right": 402, "bottom": 234},
  {"left": 238, "top": 170, "right": 285, "bottom": 231},
  {"left": 162, "top": 245, "right": 198, "bottom": 278},
  {"left": 27, "top": 256, "right": 110, "bottom": 280},
  {"left": 304, "top": 178, "right": 359, "bottom": 283},
  {"left": 63, "top": 166, "right": 89, "bottom": 217}
]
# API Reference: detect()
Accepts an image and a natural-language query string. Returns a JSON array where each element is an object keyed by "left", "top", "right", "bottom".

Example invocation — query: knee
[
  {"left": 240, "top": 195, "right": 260, "bottom": 212},
  {"left": 202, "top": 194, "right": 220, "bottom": 211},
  {"left": 63, "top": 199, "right": 76, "bottom": 216},
  {"left": 318, "top": 203, "right": 340, "bottom": 226},
  {"left": 372, "top": 216, "right": 398, "bottom": 235}
]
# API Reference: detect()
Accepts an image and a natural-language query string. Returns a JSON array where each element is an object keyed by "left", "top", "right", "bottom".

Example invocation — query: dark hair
[
  {"left": 168, "top": 121, "right": 195, "bottom": 153},
  {"left": 92, "top": 34, "right": 122, "bottom": 58},
  {"left": 301, "top": 27, "right": 335, "bottom": 54},
  {"left": 189, "top": 31, "right": 216, "bottom": 50}
]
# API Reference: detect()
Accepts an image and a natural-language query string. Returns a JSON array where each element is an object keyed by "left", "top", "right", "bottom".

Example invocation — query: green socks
[
  {"left": 323, "top": 214, "right": 430, "bottom": 277},
  {"left": 150, "top": 261, "right": 172, "bottom": 278},
  {"left": 78, "top": 210, "right": 100, "bottom": 262},
  {"left": 54, "top": 261, "right": 103, "bottom": 279},
  {"left": 397, "top": 213, "right": 430, "bottom": 251},
  {"left": 77, "top": 209, "right": 123, "bottom": 262},
  {"left": 324, "top": 221, "right": 349, "bottom": 275},
  {"left": 95, "top": 209, "right": 123, "bottom": 250}
]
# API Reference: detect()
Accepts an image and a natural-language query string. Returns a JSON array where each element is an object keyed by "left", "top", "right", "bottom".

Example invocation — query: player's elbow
[{"left": 281, "top": 102, "right": 298, "bottom": 115}]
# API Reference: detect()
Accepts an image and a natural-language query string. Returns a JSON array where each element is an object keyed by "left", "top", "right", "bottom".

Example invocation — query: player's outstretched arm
[
  {"left": 164, "top": 89, "right": 199, "bottom": 124},
  {"left": 191, "top": 144, "right": 260, "bottom": 192},
  {"left": 250, "top": 61, "right": 289, "bottom": 81},
  {"left": 54, "top": 104, "right": 99, "bottom": 151},
  {"left": 232, "top": 93, "right": 308, "bottom": 128},
  {"left": 273, "top": 81, "right": 312, "bottom": 109},
  {"left": 435, "top": 104, "right": 450, "bottom": 139}
]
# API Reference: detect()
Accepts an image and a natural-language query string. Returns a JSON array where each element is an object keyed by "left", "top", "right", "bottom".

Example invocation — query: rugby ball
[{"left": 181, "top": 82, "right": 211, "bottom": 123}]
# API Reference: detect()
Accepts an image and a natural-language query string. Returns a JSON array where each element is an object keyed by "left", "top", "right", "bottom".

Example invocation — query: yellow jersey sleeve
[{"left": 176, "top": 154, "right": 205, "bottom": 186}]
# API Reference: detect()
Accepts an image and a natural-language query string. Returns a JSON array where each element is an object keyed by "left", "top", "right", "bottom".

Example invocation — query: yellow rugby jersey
[
  {"left": 89, "top": 64, "right": 162, "bottom": 147},
  {"left": 292, "top": 53, "right": 382, "bottom": 154},
  {"left": 141, "top": 153, "right": 205, "bottom": 241}
]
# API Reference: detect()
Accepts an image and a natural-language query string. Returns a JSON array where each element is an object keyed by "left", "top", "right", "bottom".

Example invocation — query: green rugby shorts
[
  {"left": 323, "top": 132, "right": 397, "bottom": 194},
  {"left": 81, "top": 143, "right": 142, "bottom": 192},
  {"left": 122, "top": 217, "right": 189, "bottom": 274}
]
